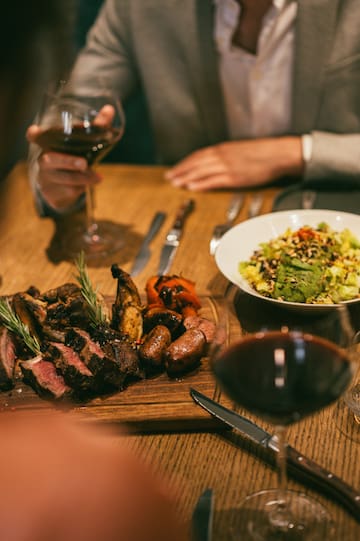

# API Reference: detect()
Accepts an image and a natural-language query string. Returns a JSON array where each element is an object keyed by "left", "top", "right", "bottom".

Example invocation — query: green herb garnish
[
  {"left": 0, "top": 298, "right": 40, "bottom": 354},
  {"left": 74, "top": 252, "right": 108, "bottom": 326}
]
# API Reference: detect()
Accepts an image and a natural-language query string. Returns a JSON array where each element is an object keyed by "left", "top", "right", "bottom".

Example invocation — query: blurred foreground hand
[{"left": 0, "top": 411, "right": 187, "bottom": 541}]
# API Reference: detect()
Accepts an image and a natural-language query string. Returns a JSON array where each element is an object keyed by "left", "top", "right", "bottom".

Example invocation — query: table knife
[
  {"left": 190, "top": 388, "right": 360, "bottom": 522},
  {"left": 191, "top": 488, "right": 214, "bottom": 541},
  {"left": 157, "top": 199, "right": 195, "bottom": 275},
  {"left": 130, "top": 211, "right": 166, "bottom": 276}
]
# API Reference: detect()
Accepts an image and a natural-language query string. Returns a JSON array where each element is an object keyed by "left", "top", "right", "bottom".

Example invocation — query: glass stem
[
  {"left": 268, "top": 425, "right": 291, "bottom": 530},
  {"left": 85, "top": 183, "right": 99, "bottom": 241}
]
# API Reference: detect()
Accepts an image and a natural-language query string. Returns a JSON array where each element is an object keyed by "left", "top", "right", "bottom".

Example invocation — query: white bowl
[{"left": 215, "top": 209, "right": 360, "bottom": 312}]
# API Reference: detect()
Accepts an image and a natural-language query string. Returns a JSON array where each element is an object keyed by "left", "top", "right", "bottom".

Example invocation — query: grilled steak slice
[
  {"left": 91, "top": 325, "right": 142, "bottom": 387},
  {"left": 20, "top": 355, "right": 72, "bottom": 400},
  {"left": 41, "top": 283, "right": 91, "bottom": 331},
  {"left": 65, "top": 328, "right": 126, "bottom": 390},
  {"left": 45, "top": 342, "right": 95, "bottom": 392},
  {"left": 11, "top": 292, "right": 47, "bottom": 340},
  {"left": 0, "top": 326, "right": 16, "bottom": 390}
]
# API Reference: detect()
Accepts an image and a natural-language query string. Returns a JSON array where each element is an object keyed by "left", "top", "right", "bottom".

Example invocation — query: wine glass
[
  {"left": 33, "top": 79, "right": 125, "bottom": 262},
  {"left": 211, "top": 291, "right": 358, "bottom": 540},
  {"left": 335, "top": 327, "right": 360, "bottom": 442}
]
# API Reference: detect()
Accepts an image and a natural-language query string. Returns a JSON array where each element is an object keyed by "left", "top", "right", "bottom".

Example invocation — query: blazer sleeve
[
  {"left": 304, "top": 132, "right": 360, "bottom": 184},
  {"left": 70, "top": 0, "right": 138, "bottom": 101}
]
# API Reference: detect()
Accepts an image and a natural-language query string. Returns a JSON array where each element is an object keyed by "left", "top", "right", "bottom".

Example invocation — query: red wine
[
  {"left": 213, "top": 331, "right": 353, "bottom": 426},
  {"left": 34, "top": 124, "right": 123, "bottom": 165}
]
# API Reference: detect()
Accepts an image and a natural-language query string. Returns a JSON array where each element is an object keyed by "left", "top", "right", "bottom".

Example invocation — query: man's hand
[
  {"left": 26, "top": 105, "right": 115, "bottom": 212},
  {"left": 165, "top": 137, "right": 304, "bottom": 191}
]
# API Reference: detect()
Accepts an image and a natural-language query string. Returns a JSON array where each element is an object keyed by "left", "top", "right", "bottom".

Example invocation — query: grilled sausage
[
  {"left": 183, "top": 315, "right": 216, "bottom": 343},
  {"left": 143, "top": 307, "right": 183, "bottom": 337},
  {"left": 139, "top": 325, "right": 172, "bottom": 370},
  {"left": 164, "top": 328, "right": 206, "bottom": 376}
]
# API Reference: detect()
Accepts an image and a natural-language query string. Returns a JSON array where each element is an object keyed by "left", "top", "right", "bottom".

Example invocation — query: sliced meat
[
  {"left": 0, "top": 326, "right": 16, "bottom": 390},
  {"left": 164, "top": 328, "right": 206, "bottom": 376},
  {"left": 20, "top": 355, "right": 72, "bottom": 400},
  {"left": 67, "top": 326, "right": 142, "bottom": 391},
  {"left": 46, "top": 342, "right": 95, "bottom": 392},
  {"left": 139, "top": 325, "right": 172, "bottom": 371}
]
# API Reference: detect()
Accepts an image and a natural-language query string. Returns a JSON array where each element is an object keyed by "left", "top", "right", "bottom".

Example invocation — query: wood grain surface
[{"left": 0, "top": 163, "right": 359, "bottom": 540}]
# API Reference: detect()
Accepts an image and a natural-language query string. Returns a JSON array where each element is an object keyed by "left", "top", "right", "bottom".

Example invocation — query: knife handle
[
  {"left": 286, "top": 444, "right": 360, "bottom": 521},
  {"left": 173, "top": 199, "right": 195, "bottom": 229}
]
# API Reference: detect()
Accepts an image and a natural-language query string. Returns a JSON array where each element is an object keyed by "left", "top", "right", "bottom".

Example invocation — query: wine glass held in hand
[
  {"left": 33, "top": 79, "right": 125, "bottom": 262},
  {"left": 211, "top": 298, "right": 358, "bottom": 541}
]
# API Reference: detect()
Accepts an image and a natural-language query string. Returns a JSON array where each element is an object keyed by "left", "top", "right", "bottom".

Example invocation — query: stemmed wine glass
[
  {"left": 211, "top": 291, "right": 358, "bottom": 540},
  {"left": 33, "top": 78, "right": 125, "bottom": 262},
  {"left": 335, "top": 328, "right": 360, "bottom": 442}
]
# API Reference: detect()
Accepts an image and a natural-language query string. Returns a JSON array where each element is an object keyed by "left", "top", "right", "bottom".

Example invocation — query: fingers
[
  {"left": 94, "top": 104, "right": 115, "bottom": 126},
  {"left": 165, "top": 147, "right": 233, "bottom": 190},
  {"left": 40, "top": 151, "right": 87, "bottom": 173},
  {"left": 36, "top": 152, "right": 101, "bottom": 210},
  {"left": 26, "top": 124, "right": 42, "bottom": 142}
]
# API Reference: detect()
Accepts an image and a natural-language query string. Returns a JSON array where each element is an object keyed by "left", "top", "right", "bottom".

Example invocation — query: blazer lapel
[
  {"left": 184, "top": 0, "right": 228, "bottom": 144},
  {"left": 292, "top": 0, "right": 340, "bottom": 133}
]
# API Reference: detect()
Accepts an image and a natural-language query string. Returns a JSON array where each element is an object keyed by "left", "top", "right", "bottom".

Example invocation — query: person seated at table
[
  {"left": 0, "top": 411, "right": 187, "bottom": 541},
  {"left": 27, "top": 0, "right": 360, "bottom": 215}
]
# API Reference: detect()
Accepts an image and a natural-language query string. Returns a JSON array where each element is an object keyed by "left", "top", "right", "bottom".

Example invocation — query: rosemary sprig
[
  {"left": 74, "top": 252, "right": 108, "bottom": 327},
  {"left": 0, "top": 298, "right": 40, "bottom": 355}
]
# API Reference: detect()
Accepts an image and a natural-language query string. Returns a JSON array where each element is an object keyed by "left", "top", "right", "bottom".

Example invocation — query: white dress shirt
[{"left": 214, "top": 0, "right": 311, "bottom": 160}]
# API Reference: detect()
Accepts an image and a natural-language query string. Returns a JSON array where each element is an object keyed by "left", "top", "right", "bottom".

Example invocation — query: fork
[
  {"left": 209, "top": 193, "right": 244, "bottom": 255},
  {"left": 302, "top": 190, "right": 317, "bottom": 209}
]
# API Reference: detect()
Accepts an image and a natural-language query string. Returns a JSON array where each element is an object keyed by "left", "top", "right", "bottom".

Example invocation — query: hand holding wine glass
[
  {"left": 28, "top": 78, "right": 125, "bottom": 262},
  {"left": 211, "top": 293, "right": 358, "bottom": 540}
]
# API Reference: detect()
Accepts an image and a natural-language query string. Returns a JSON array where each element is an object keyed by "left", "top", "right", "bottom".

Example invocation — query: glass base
[
  {"left": 334, "top": 395, "right": 360, "bottom": 442},
  {"left": 63, "top": 220, "right": 125, "bottom": 265},
  {"left": 229, "top": 489, "right": 335, "bottom": 541}
]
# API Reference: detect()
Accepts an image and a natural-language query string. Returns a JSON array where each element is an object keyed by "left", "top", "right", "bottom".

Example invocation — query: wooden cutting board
[{"left": 0, "top": 296, "right": 239, "bottom": 432}]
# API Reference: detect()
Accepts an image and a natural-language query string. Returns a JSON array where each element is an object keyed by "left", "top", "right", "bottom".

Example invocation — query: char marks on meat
[
  {"left": 65, "top": 327, "right": 141, "bottom": 392},
  {"left": 20, "top": 355, "right": 72, "bottom": 400},
  {"left": 0, "top": 326, "right": 16, "bottom": 390},
  {"left": 45, "top": 342, "right": 96, "bottom": 393},
  {"left": 1, "top": 267, "right": 212, "bottom": 402}
]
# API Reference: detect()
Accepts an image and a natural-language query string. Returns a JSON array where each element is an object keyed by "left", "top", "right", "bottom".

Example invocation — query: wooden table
[{"left": 1, "top": 162, "right": 359, "bottom": 540}]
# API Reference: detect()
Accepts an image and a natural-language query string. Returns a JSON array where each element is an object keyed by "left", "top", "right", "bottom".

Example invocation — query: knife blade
[
  {"left": 130, "top": 211, "right": 166, "bottom": 276},
  {"left": 157, "top": 199, "right": 195, "bottom": 275},
  {"left": 190, "top": 388, "right": 360, "bottom": 522},
  {"left": 191, "top": 488, "right": 214, "bottom": 541}
]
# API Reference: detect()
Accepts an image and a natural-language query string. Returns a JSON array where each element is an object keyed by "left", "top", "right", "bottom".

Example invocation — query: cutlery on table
[
  {"left": 190, "top": 388, "right": 360, "bottom": 522},
  {"left": 302, "top": 190, "right": 317, "bottom": 209},
  {"left": 130, "top": 211, "right": 166, "bottom": 276},
  {"left": 209, "top": 193, "right": 244, "bottom": 255},
  {"left": 248, "top": 193, "right": 264, "bottom": 218},
  {"left": 157, "top": 199, "right": 195, "bottom": 275},
  {"left": 191, "top": 488, "right": 214, "bottom": 541}
]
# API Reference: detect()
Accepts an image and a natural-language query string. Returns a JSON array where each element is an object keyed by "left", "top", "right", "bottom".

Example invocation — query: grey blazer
[{"left": 72, "top": 0, "right": 360, "bottom": 182}]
